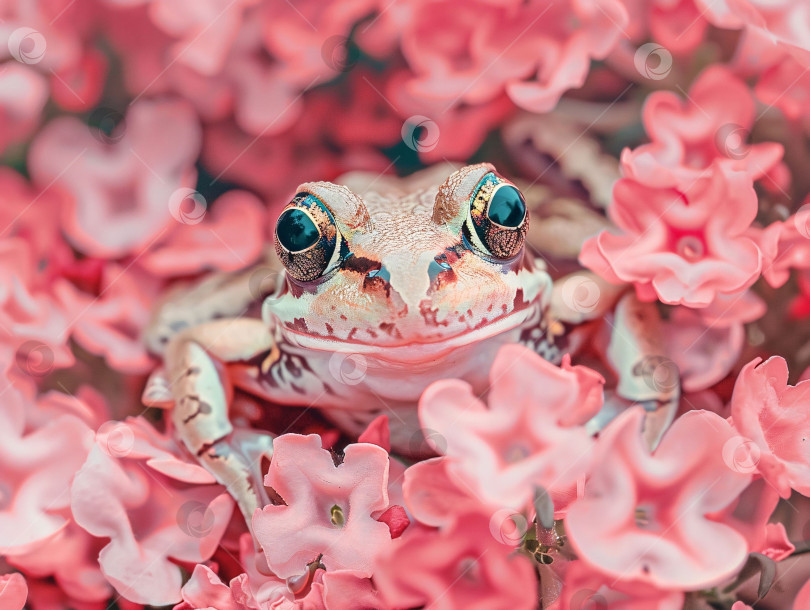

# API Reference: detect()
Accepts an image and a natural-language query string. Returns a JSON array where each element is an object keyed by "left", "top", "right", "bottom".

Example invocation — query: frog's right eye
[{"left": 275, "top": 192, "right": 340, "bottom": 282}]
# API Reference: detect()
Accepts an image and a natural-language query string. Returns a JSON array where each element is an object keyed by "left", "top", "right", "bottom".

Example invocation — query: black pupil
[
  {"left": 487, "top": 185, "right": 526, "bottom": 227},
  {"left": 277, "top": 208, "right": 319, "bottom": 252}
]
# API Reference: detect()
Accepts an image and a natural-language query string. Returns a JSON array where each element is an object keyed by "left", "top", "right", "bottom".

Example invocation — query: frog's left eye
[
  {"left": 464, "top": 173, "right": 528, "bottom": 260},
  {"left": 275, "top": 192, "right": 341, "bottom": 282}
]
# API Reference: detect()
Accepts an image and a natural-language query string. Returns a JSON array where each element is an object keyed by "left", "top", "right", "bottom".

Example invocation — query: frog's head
[{"left": 264, "top": 164, "right": 552, "bottom": 356}]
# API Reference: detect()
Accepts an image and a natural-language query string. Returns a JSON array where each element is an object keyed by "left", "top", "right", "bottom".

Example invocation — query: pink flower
[
  {"left": 559, "top": 560, "right": 685, "bottom": 609},
  {"left": 756, "top": 211, "right": 810, "bottom": 289},
  {"left": 0, "top": 573, "right": 27, "bottom": 610},
  {"left": 661, "top": 291, "right": 766, "bottom": 392},
  {"left": 54, "top": 264, "right": 158, "bottom": 374},
  {"left": 580, "top": 163, "right": 763, "bottom": 307},
  {"left": 29, "top": 99, "right": 201, "bottom": 258},
  {"left": 619, "top": 0, "right": 706, "bottom": 54},
  {"left": 419, "top": 344, "right": 603, "bottom": 511},
  {"left": 729, "top": 356, "right": 810, "bottom": 498},
  {"left": 373, "top": 513, "right": 538, "bottom": 610},
  {"left": 71, "top": 416, "right": 235, "bottom": 606},
  {"left": 566, "top": 408, "right": 752, "bottom": 590},
  {"left": 0, "top": 64, "right": 48, "bottom": 154},
  {"left": 394, "top": 0, "right": 628, "bottom": 113},
  {"left": 0, "top": 380, "right": 95, "bottom": 557},
  {"left": 621, "top": 65, "right": 784, "bottom": 188},
  {"left": 138, "top": 190, "right": 266, "bottom": 277},
  {"left": 402, "top": 457, "right": 483, "bottom": 529},
  {"left": 253, "top": 434, "right": 393, "bottom": 580},
  {"left": 175, "top": 534, "right": 331, "bottom": 609}
]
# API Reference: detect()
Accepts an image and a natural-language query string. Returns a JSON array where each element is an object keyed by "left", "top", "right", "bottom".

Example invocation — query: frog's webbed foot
[
  {"left": 165, "top": 319, "right": 275, "bottom": 562},
  {"left": 589, "top": 292, "right": 681, "bottom": 449}
]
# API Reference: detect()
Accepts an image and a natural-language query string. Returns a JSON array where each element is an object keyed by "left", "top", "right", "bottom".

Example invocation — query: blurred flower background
[{"left": 4, "top": 0, "right": 810, "bottom": 608}]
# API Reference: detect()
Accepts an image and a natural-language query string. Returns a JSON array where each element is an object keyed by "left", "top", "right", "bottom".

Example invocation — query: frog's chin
[{"left": 268, "top": 299, "right": 544, "bottom": 362}]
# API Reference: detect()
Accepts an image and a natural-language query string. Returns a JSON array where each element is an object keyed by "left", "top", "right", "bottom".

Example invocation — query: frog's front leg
[
  {"left": 603, "top": 293, "right": 680, "bottom": 449},
  {"left": 165, "top": 318, "right": 274, "bottom": 541}
]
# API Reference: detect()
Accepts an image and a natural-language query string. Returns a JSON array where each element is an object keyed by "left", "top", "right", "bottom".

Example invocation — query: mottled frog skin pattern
[{"left": 254, "top": 163, "right": 561, "bottom": 442}]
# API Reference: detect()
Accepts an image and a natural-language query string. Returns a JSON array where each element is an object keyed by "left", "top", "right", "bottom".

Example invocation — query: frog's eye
[
  {"left": 464, "top": 173, "right": 528, "bottom": 260},
  {"left": 275, "top": 192, "right": 341, "bottom": 282}
]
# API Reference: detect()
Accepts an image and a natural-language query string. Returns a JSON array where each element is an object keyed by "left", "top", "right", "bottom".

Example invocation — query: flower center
[
  {"left": 634, "top": 505, "right": 655, "bottom": 529},
  {"left": 675, "top": 235, "right": 705, "bottom": 261},
  {"left": 330, "top": 504, "right": 345, "bottom": 528},
  {"left": 503, "top": 442, "right": 531, "bottom": 464},
  {"left": 458, "top": 556, "right": 480, "bottom": 582}
]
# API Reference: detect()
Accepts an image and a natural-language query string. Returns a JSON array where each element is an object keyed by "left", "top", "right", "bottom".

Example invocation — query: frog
[{"left": 144, "top": 162, "right": 680, "bottom": 547}]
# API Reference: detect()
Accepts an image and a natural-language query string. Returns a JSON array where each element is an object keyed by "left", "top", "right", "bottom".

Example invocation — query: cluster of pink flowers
[{"left": 3, "top": 0, "right": 810, "bottom": 608}]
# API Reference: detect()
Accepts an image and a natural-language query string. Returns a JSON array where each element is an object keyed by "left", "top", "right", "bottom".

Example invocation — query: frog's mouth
[{"left": 266, "top": 293, "right": 546, "bottom": 363}]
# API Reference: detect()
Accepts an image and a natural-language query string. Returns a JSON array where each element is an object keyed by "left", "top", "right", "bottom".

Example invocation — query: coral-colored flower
[
  {"left": 580, "top": 163, "right": 762, "bottom": 307},
  {"left": 619, "top": 0, "right": 706, "bottom": 54},
  {"left": 566, "top": 408, "right": 752, "bottom": 590},
  {"left": 621, "top": 65, "right": 784, "bottom": 188},
  {"left": 756, "top": 209, "right": 810, "bottom": 289},
  {"left": 0, "top": 381, "right": 95, "bottom": 556},
  {"left": 138, "top": 190, "right": 266, "bottom": 277},
  {"left": 402, "top": 457, "right": 484, "bottom": 528},
  {"left": 394, "top": 0, "right": 628, "bottom": 113},
  {"left": 29, "top": 99, "right": 200, "bottom": 258},
  {"left": 420, "top": 343, "right": 603, "bottom": 510},
  {"left": 730, "top": 356, "right": 810, "bottom": 498},
  {"left": 373, "top": 513, "right": 538, "bottom": 610},
  {"left": 559, "top": 560, "right": 685, "bottom": 609},
  {"left": 54, "top": 264, "right": 159, "bottom": 374},
  {"left": 661, "top": 291, "right": 766, "bottom": 392},
  {"left": 253, "top": 434, "right": 393, "bottom": 580},
  {"left": 0, "top": 573, "right": 27, "bottom": 610},
  {"left": 71, "top": 416, "right": 235, "bottom": 606},
  {"left": 0, "top": 64, "right": 48, "bottom": 154}
]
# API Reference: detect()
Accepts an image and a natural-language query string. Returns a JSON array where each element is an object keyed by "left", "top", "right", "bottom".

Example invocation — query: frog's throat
[{"left": 265, "top": 296, "right": 547, "bottom": 362}]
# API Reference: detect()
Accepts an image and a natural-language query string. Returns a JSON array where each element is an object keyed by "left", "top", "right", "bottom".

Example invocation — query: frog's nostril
[
  {"left": 367, "top": 265, "right": 391, "bottom": 283},
  {"left": 427, "top": 256, "right": 453, "bottom": 283}
]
